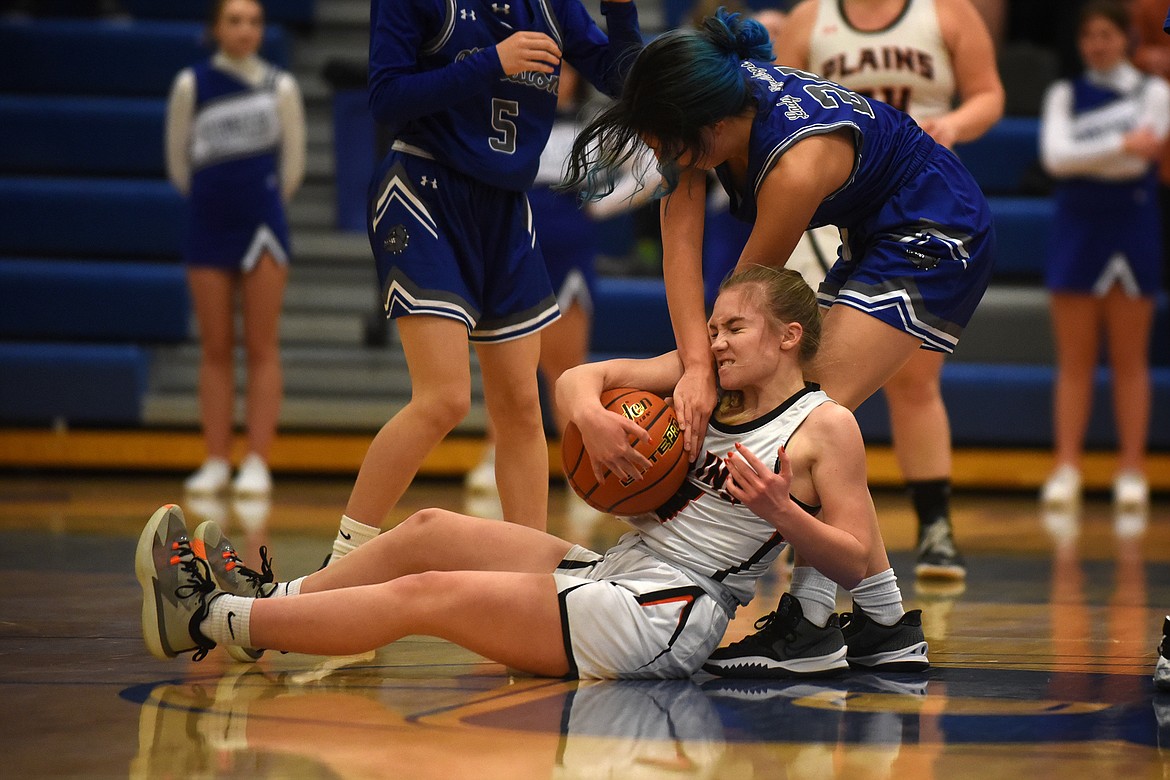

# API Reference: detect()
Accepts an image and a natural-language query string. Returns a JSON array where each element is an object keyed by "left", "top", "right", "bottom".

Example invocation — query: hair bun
[{"left": 704, "top": 7, "right": 774, "bottom": 61}]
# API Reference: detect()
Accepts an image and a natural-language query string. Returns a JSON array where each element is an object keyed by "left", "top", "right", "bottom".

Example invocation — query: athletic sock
[
  {"left": 330, "top": 514, "right": 379, "bottom": 564},
  {"left": 849, "top": 568, "right": 905, "bottom": 626},
  {"left": 270, "top": 576, "right": 303, "bottom": 598},
  {"left": 908, "top": 478, "right": 951, "bottom": 532},
  {"left": 202, "top": 594, "right": 254, "bottom": 648},
  {"left": 788, "top": 567, "right": 838, "bottom": 627}
]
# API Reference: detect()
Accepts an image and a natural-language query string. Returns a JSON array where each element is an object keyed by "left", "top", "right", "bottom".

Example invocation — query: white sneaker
[
  {"left": 1114, "top": 507, "right": 1148, "bottom": 540},
  {"left": 464, "top": 445, "right": 496, "bottom": 494},
  {"left": 232, "top": 453, "right": 272, "bottom": 496},
  {"left": 1113, "top": 470, "right": 1149, "bottom": 511},
  {"left": 184, "top": 458, "right": 231, "bottom": 495},
  {"left": 1040, "top": 465, "right": 1081, "bottom": 507},
  {"left": 1041, "top": 506, "right": 1079, "bottom": 545}
]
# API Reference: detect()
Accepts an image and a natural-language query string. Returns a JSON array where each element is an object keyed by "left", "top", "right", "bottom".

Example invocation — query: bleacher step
[{"left": 143, "top": 393, "right": 488, "bottom": 433}]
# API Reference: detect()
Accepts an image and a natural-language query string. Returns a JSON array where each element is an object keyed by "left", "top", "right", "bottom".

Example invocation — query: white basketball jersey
[
  {"left": 807, "top": 0, "right": 955, "bottom": 120},
  {"left": 623, "top": 386, "right": 834, "bottom": 607}
]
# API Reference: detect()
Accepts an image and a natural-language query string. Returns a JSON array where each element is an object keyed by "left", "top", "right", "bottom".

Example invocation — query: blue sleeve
[
  {"left": 558, "top": 0, "right": 642, "bottom": 98},
  {"left": 1164, "top": 5, "right": 1170, "bottom": 34},
  {"left": 367, "top": 0, "right": 504, "bottom": 125}
]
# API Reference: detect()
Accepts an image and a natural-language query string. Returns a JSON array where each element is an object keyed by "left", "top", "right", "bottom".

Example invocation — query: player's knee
[
  {"left": 399, "top": 506, "right": 461, "bottom": 539},
  {"left": 884, "top": 377, "right": 942, "bottom": 407},
  {"left": 411, "top": 391, "right": 470, "bottom": 431}
]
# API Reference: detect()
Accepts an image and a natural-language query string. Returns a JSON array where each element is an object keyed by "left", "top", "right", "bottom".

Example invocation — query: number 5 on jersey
[{"left": 490, "top": 98, "right": 519, "bottom": 154}]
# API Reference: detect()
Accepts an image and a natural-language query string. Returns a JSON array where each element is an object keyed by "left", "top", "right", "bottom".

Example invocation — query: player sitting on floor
[{"left": 136, "top": 266, "right": 927, "bottom": 679}]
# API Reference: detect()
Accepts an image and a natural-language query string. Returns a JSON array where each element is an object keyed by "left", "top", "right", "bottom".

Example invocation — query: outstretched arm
[{"left": 661, "top": 168, "right": 717, "bottom": 462}]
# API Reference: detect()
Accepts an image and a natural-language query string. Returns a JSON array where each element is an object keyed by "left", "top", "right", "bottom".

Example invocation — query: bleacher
[
  {"left": 0, "top": 9, "right": 295, "bottom": 426},
  {"left": 0, "top": 3, "right": 1166, "bottom": 468}
]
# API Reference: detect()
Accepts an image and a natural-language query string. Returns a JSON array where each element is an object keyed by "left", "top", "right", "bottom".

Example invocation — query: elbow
[{"left": 367, "top": 84, "right": 396, "bottom": 126}]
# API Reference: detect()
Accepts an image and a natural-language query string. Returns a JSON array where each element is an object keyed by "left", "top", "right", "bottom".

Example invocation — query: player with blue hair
[{"left": 563, "top": 8, "right": 995, "bottom": 676}]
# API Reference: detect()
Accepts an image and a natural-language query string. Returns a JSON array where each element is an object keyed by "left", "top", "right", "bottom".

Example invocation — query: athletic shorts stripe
[
  {"left": 368, "top": 147, "right": 559, "bottom": 344},
  {"left": 551, "top": 542, "right": 727, "bottom": 679}
]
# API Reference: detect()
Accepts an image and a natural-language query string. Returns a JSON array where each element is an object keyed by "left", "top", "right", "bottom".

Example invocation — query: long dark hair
[{"left": 561, "top": 8, "right": 773, "bottom": 201}]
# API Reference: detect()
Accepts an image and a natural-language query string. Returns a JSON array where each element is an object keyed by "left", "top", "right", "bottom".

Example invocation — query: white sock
[
  {"left": 330, "top": 514, "right": 379, "bottom": 564},
  {"left": 270, "top": 576, "right": 304, "bottom": 597},
  {"left": 788, "top": 567, "right": 838, "bottom": 627},
  {"left": 849, "top": 568, "right": 904, "bottom": 626},
  {"left": 202, "top": 594, "right": 254, "bottom": 648}
]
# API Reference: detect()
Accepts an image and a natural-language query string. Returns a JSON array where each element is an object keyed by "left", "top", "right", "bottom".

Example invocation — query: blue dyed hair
[{"left": 563, "top": 8, "right": 774, "bottom": 200}]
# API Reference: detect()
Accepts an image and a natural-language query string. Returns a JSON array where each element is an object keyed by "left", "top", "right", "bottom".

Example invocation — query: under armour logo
[
  {"left": 420, "top": 176, "right": 438, "bottom": 189},
  {"left": 460, "top": 8, "right": 476, "bottom": 20},
  {"left": 491, "top": 3, "right": 510, "bottom": 12}
]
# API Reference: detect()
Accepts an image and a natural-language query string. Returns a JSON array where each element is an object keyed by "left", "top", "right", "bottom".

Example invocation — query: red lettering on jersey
[{"left": 858, "top": 48, "right": 879, "bottom": 72}]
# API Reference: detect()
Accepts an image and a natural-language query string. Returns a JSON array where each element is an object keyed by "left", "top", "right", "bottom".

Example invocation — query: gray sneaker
[
  {"left": 192, "top": 521, "right": 275, "bottom": 599},
  {"left": 840, "top": 607, "right": 930, "bottom": 672},
  {"left": 191, "top": 520, "right": 271, "bottom": 662},
  {"left": 135, "top": 504, "right": 224, "bottom": 661},
  {"left": 702, "top": 593, "right": 849, "bottom": 678}
]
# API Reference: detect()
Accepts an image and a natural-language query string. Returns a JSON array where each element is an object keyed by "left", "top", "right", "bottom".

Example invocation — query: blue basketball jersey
[
  {"left": 714, "top": 61, "right": 995, "bottom": 352},
  {"left": 715, "top": 61, "right": 935, "bottom": 229},
  {"left": 370, "top": 0, "right": 640, "bottom": 192}
]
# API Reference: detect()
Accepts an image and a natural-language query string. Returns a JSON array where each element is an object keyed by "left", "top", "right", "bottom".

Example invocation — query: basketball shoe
[
  {"left": 136, "top": 504, "right": 226, "bottom": 662},
  {"left": 914, "top": 519, "right": 966, "bottom": 580},
  {"left": 702, "top": 593, "right": 849, "bottom": 678},
  {"left": 191, "top": 520, "right": 277, "bottom": 662},
  {"left": 839, "top": 606, "right": 930, "bottom": 672},
  {"left": 1155, "top": 616, "right": 1170, "bottom": 692},
  {"left": 192, "top": 520, "right": 276, "bottom": 599}
]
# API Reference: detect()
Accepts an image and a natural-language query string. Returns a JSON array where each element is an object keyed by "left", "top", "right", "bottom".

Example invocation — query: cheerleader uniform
[
  {"left": 165, "top": 53, "right": 305, "bottom": 272},
  {"left": 1040, "top": 62, "right": 1170, "bottom": 296}
]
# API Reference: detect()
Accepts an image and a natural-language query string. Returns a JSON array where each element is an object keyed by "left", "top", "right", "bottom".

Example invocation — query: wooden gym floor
[{"left": 1, "top": 467, "right": 1169, "bottom": 778}]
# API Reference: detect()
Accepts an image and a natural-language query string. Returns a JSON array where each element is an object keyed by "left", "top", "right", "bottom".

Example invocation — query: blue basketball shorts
[
  {"left": 368, "top": 143, "right": 560, "bottom": 343},
  {"left": 817, "top": 149, "right": 996, "bottom": 354}
]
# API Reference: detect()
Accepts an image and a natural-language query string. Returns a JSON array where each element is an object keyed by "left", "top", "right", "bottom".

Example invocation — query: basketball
[{"left": 561, "top": 388, "right": 689, "bottom": 515}]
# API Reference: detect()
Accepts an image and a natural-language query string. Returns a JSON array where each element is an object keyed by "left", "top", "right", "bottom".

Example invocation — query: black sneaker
[
  {"left": 839, "top": 607, "right": 930, "bottom": 672},
  {"left": 1156, "top": 616, "right": 1170, "bottom": 692},
  {"left": 702, "top": 593, "right": 848, "bottom": 678},
  {"left": 914, "top": 520, "right": 966, "bottom": 580}
]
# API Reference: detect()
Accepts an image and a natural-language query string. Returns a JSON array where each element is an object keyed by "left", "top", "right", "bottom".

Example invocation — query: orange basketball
[{"left": 561, "top": 387, "right": 689, "bottom": 515}]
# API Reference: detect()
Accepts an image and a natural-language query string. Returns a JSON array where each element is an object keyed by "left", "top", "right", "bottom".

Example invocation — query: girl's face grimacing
[{"left": 708, "top": 286, "right": 785, "bottom": 390}]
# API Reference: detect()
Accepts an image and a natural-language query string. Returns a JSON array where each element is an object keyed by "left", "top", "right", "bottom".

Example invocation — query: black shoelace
[{"left": 173, "top": 542, "right": 218, "bottom": 662}]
